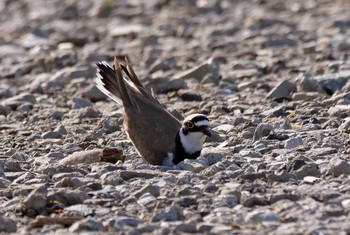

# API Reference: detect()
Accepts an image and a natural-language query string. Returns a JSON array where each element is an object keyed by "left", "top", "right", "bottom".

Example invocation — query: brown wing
[{"left": 124, "top": 95, "right": 181, "bottom": 157}]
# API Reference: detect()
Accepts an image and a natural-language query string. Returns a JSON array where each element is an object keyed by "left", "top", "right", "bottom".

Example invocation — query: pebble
[
  {"left": 0, "top": 216, "right": 17, "bottom": 233},
  {"left": 59, "top": 148, "right": 123, "bottom": 165},
  {"left": 253, "top": 123, "right": 274, "bottom": 142},
  {"left": 245, "top": 209, "right": 280, "bottom": 224},
  {"left": 338, "top": 117, "right": 350, "bottom": 132},
  {"left": 69, "top": 218, "right": 103, "bottom": 232},
  {"left": 71, "top": 97, "right": 93, "bottom": 109},
  {"left": 1, "top": 93, "right": 36, "bottom": 110},
  {"left": 105, "top": 216, "right": 141, "bottom": 231},
  {"left": 22, "top": 184, "right": 48, "bottom": 216},
  {"left": 266, "top": 80, "right": 296, "bottom": 99},
  {"left": 178, "top": 158, "right": 209, "bottom": 173},
  {"left": 47, "top": 189, "right": 87, "bottom": 206},
  {"left": 137, "top": 192, "right": 157, "bottom": 207},
  {"left": 213, "top": 124, "right": 235, "bottom": 133},
  {"left": 329, "top": 157, "right": 350, "bottom": 177},
  {"left": 174, "top": 57, "right": 220, "bottom": 81},
  {"left": 285, "top": 136, "right": 303, "bottom": 149},
  {"left": 152, "top": 205, "right": 183, "bottom": 222}
]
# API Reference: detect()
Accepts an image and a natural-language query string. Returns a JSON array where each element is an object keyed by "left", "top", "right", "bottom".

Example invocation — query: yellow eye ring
[{"left": 186, "top": 121, "right": 194, "bottom": 129}]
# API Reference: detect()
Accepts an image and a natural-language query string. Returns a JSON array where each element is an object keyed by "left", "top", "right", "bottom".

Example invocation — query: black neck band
[{"left": 172, "top": 130, "right": 201, "bottom": 165}]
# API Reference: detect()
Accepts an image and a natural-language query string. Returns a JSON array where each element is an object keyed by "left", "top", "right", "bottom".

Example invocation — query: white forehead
[
  {"left": 185, "top": 113, "right": 204, "bottom": 120},
  {"left": 194, "top": 120, "right": 209, "bottom": 127}
]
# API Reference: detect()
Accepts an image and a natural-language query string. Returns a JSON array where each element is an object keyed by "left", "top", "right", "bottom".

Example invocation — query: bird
[{"left": 95, "top": 57, "right": 212, "bottom": 166}]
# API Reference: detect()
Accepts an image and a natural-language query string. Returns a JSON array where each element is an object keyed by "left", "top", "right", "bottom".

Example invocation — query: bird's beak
[{"left": 201, "top": 127, "right": 212, "bottom": 137}]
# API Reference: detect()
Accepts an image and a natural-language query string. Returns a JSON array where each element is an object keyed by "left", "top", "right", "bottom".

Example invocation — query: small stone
[
  {"left": 314, "top": 71, "right": 350, "bottom": 95},
  {"left": 294, "top": 163, "right": 321, "bottom": 179},
  {"left": 51, "top": 111, "right": 65, "bottom": 120},
  {"left": 303, "top": 176, "right": 321, "bottom": 184},
  {"left": 284, "top": 136, "right": 303, "bottom": 149},
  {"left": 261, "top": 106, "right": 289, "bottom": 117},
  {"left": 63, "top": 143, "right": 83, "bottom": 154},
  {"left": 17, "top": 103, "right": 33, "bottom": 113},
  {"left": 327, "top": 105, "right": 350, "bottom": 118},
  {"left": 0, "top": 216, "right": 17, "bottom": 233},
  {"left": 177, "top": 90, "right": 202, "bottom": 101},
  {"left": 105, "top": 217, "right": 141, "bottom": 231},
  {"left": 41, "top": 130, "right": 62, "bottom": 139},
  {"left": 69, "top": 218, "right": 103, "bottom": 232},
  {"left": 341, "top": 199, "right": 350, "bottom": 210},
  {"left": 1, "top": 93, "right": 37, "bottom": 110},
  {"left": 54, "top": 177, "right": 92, "bottom": 189},
  {"left": 178, "top": 158, "right": 209, "bottom": 173},
  {"left": 132, "top": 184, "right": 160, "bottom": 198},
  {"left": 253, "top": 123, "right": 274, "bottom": 141},
  {"left": 149, "top": 57, "right": 177, "bottom": 73},
  {"left": 137, "top": 192, "right": 157, "bottom": 207},
  {"left": 152, "top": 205, "right": 183, "bottom": 222},
  {"left": 297, "top": 74, "right": 322, "bottom": 92},
  {"left": 119, "top": 170, "right": 159, "bottom": 180},
  {"left": 71, "top": 97, "right": 92, "bottom": 109},
  {"left": 59, "top": 148, "right": 123, "bottom": 165},
  {"left": 266, "top": 80, "right": 296, "bottom": 99},
  {"left": 200, "top": 161, "right": 227, "bottom": 177},
  {"left": 97, "top": 118, "right": 120, "bottom": 134},
  {"left": 101, "top": 171, "right": 124, "bottom": 186},
  {"left": 245, "top": 209, "right": 280, "bottom": 224},
  {"left": 239, "top": 149, "right": 262, "bottom": 158},
  {"left": 213, "top": 124, "right": 235, "bottom": 133},
  {"left": 48, "top": 189, "right": 87, "bottom": 206},
  {"left": 273, "top": 119, "right": 292, "bottom": 130},
  {"left": 109, "top": 24, "right": 145, "bottom": 37},
  {"left": 22, "top": 184, "right": 48, "bottom": 216},
  {"left": 145, "top": 77, "right": 187, "bottom": 93},
  {"left": 329, "top": 157, "right": 350, "bottom": 177},
  {"left": 52, "top": 172, "right": 84, "bottom": 182},
  {"left": 201, "top": 152, "right": 223, "bottom": 165},
  {"left": 213, "top": 195, "right": 238, "bottom": 208},
  {"left": 82, "top": 85, "right": 107, "bottom": 102},
  {"left": 0, "top": 177, "right": 11, "bottom": 188},
  {"left": 54, "top": 125, "right": 67, "bottom": 135},
  {"left": 10, "top": 151, "right": 29, "bottom": 161},
  {"left": 197, "top": 223, "right": 215, "bottom": 233},
  {"left": 338, "top": 117, "right": 350, "bottom": 132},
  {"left": 240, "top": 191, "right": 267, "bottom": 207},
  {"left": 175, "top": 222, "right": 197, "bottom": 233},
  {"left": 292, "top": 92, "right": 322, "bottom": 101},
  {"left": 174, "top": 57, "right": 221, "bottom": 81},
  {"left": 77, "top": 107, "right": 101, "bottom": 119},
  {"left": 0, "top": 104, "right": 11, "bottom": 116}
]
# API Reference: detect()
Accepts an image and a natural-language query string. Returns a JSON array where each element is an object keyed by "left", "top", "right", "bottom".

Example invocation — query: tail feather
[
  {"left": 96, "top": 57, "right": 159, "bottom": 109},
  {"left": 112, "top": 58, "right": 134, "bottom": 108},
  {"left": 96, "top": 62, "right": 122, "bottom": 104}
]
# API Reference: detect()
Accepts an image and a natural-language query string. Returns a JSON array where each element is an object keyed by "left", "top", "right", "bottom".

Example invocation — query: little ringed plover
[{"left": 96, "top": 58, "right": 212, "bottom": 166}]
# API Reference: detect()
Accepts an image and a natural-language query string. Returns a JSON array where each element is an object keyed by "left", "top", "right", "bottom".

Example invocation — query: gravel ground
[{"left": 1, "top": 0, "right": 350, "bottom": 234}]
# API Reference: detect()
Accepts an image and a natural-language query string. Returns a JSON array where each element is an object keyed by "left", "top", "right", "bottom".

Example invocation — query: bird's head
[{"left": 181, "top": 114, "right": 212, "bottom": 137}]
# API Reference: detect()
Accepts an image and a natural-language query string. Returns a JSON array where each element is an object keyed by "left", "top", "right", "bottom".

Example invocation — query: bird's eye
[{"left": 186, "top": 121, "right": 194, "bottom": 129}]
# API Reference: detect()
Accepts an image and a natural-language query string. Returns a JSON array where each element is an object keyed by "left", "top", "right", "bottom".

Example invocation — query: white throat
[{"left": 179, "top": 130, "right": 207, "bottom": 154}]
